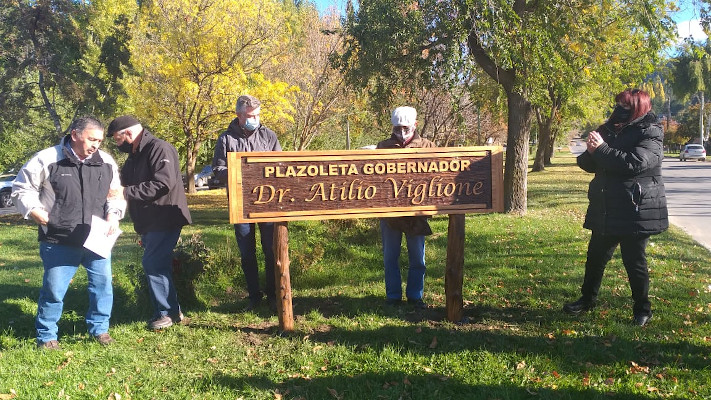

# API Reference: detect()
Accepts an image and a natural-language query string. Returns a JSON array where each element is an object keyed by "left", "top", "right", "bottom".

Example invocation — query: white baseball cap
[{"left": 391, "top": 106, "right": 417, "bottom": 126}]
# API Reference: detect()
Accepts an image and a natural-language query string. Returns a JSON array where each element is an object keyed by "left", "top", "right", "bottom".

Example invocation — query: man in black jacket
[{"left": 108, "top": 116, "right": 192, "bottom": 330}]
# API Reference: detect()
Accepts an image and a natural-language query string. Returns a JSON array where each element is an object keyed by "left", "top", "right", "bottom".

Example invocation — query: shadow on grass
[{"left": 208, "top": 371, "right": 655, "bottom": 400}]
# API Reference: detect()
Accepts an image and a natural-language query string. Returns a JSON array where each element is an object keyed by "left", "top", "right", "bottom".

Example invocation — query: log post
[
  {"left": 445, "top": 214, "right": 465, "bottom": 322},
  {"left": 273, "top": 221, "right": 294, "bottom": 332}
]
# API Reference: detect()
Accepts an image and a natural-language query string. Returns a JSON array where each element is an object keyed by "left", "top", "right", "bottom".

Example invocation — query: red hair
[{"left": 615, "top": 88, "right": 651, "bottom": 122}]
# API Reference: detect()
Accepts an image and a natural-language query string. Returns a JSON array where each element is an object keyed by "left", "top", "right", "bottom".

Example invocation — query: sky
[
  {"left": 310, "top": 0, "right": 709, "bottom": 43},
  {"left": 673, "top": 0, "right": 708, "bottom": 42}
]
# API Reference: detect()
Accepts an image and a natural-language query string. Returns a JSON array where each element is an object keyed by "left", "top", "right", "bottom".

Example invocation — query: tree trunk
[
  {"left": 665, "top": 98, "right": 671, "bottom": 133},
  {"left": 504, "top": 91, "right": 532, "bottom": 214},
  {"left": 185, "top": 135, "right": 200, "bottom": 194},
  {"left": 544, "top": 129, "right": 557, "bottom": 165},
  {"left": 700, "top": 91, "right": 705, "bottom": 145},
  {"left": 38, "top": 72, "right": 64, "bottom": 139},
  {"left": 531, "top": 115, "right": 551, "bottom": 172}
]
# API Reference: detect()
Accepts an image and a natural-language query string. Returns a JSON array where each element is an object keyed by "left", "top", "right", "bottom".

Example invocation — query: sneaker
[
  {"left": 633, "top": 312, "right": 652, "bottom": 327},
  {"left": 563, "top": 298, "right": 596, "bottom": 315},
  {"left": 407, "top": 299, "right": 428, "bottom": 309},
  {"left": 148, "top": 315, "right": 174, "bottom": 330},
  {"left": 93, "top": 333, "right": 115, "bottom": 346},
  {"left": 37, "top": 340, "right": 61, "bottom": 350}
]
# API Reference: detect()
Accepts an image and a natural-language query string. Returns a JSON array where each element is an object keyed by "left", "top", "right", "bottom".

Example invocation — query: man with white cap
[
  {"left": 377, "top": 106, "right": 435, "bottom": 309},
  {"left": 106, "top": 115, "right": 192, "bottom": 330}
]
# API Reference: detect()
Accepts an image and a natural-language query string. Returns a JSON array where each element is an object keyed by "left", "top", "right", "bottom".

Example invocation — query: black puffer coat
[{"left": 577, "top": 112, "right": 668, "bottom": 236}]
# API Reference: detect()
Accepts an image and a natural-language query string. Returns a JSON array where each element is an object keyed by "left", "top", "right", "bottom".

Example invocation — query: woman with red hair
[{"left": 563, "top": 88, "right": 668, "bottom": 327}]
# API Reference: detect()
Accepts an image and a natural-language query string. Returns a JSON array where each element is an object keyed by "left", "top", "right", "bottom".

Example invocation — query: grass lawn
[{"left": 1, "top": 152, "right": 710, "bottom": 399}]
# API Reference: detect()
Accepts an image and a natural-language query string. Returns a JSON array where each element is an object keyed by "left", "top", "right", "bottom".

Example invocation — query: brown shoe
[
  {"left": 148, "top": 315, "right": 173, "bottom": 330},
  {"left": 93, "top": 333, "right": 115, "bottom": 346},
  {"left": 37, "top": 340, "right": 61, "bottom": 350}
]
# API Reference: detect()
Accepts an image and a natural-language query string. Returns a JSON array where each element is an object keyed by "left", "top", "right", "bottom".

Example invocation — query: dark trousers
[
  {"left": 142, "top": 229, "right": 183, "bottom": 318},
  {"left": 581, "top": 232, "right": 651, "bottom": 315},
  {"left": 234, "top": 223, "right": 275, "bottom": 301}
]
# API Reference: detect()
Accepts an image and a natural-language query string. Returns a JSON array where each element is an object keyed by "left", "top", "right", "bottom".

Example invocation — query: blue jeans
[
  {"left": 141, "top": 229, "right": 182, "bottom": 318},
  {"left": 36, "top": 242, "right": 113, "bottom": 343},
  {"left": 380, "top": 220, "right": 426, "bottom": 301},
  {"left": 234, "top": 223, "right": 275, "bottom": 301}
]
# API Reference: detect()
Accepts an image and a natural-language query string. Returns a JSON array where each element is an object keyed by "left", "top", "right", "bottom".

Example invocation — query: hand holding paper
[{"left": 84, "top": 215, "right": 122, "bottom": 259}]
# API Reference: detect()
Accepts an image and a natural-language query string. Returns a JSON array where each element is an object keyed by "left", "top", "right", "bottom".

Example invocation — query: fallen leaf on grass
[
  {"left": 516, "top": 361, "right": 526, "bottom": 370},
  {"left": 604, "top": 378, "right": 615, "bottom": 385},
  {"left": 0, "top": 389, "right": 17, "bottom": 399},
  {"left": 628, "top": 361, "right": 649, "bottom": 374},
  {"left": 551, "top": 371, "right": 560, "bottom": 379}
]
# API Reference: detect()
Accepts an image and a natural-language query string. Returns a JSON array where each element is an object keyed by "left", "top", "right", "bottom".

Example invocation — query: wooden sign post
[{"left": 227, "top": 147, "right": 503, "bottom": 331}]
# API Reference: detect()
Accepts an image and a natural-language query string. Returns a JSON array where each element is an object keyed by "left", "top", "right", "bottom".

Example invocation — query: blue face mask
[{"left": 243, "top": 117, "right": 260, "bottom": 132}]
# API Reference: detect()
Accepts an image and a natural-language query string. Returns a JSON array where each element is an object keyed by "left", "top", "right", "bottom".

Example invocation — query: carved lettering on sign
[{"left": 228, "top": 147, "right": 503, "bottom": 223}]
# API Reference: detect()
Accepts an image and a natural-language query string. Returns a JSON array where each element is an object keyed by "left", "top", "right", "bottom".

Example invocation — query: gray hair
[
  {"left": 235, "top": 95, "right": 261, "bottom": 113},
  {"left": 70, "top": 116, "right": 104, "bottom": 136}
]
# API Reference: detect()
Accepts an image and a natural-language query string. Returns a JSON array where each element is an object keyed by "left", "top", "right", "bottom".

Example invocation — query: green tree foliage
[
  {"left": 670, "top": 39, "right": 711, "bottom": 144},
  {"left": 280, "top": 7, "right": 348, "bottom": 151},
  {"left": 0, "top": 0, "right": 134, "bottom": 172},
  {"left": 127, "top": 0, "right": 299, "bottom": 193},
  {"left": 341, "top": 0, "right": 673, "bottom": 214}
]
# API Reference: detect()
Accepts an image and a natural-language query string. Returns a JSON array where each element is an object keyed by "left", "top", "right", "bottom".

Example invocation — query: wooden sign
[{"left": 228, "top": 146, "right": 503, "bottom": 224}]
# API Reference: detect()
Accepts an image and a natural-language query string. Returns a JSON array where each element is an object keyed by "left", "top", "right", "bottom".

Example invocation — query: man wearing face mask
[
  {"left": 212, "top": 95, "right": 281, "bottom": 311},
  {"left": 377, "top": 106, "right": 435, "bottom": 309},
  {"left": 107, "top": 115, "right": 192, "bottom": 330}
]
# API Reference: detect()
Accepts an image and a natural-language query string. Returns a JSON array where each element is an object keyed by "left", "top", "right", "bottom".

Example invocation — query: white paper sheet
[{"left": 83, "top": 215, "right": 122, "bottom": 259}]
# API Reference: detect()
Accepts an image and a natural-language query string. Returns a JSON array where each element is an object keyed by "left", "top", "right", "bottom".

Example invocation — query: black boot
[{"left": 563, "top": 297, "right": 596, "bottom": 315}]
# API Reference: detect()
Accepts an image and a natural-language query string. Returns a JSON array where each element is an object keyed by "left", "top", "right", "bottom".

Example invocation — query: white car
[
  {"left": 0, "top": 174, "right": 16, "bottom": 208},
  {"left": 680, "top": 144, "right": 706, "bottom": 161},
  {"left": 182, "top": 165, "right": 213, "bottom": 188}
]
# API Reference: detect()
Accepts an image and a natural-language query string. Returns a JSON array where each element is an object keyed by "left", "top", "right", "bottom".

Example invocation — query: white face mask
[
  {"left": 393, "top": 125, "right": 414, "bottom": 143},
  {"left": 243, "top": 116, "right": 260, "bottom": 131}
]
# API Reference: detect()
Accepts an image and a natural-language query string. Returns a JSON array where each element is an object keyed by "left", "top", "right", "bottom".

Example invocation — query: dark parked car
[{"left": 0, "top": 174, "right": 16, "bottom": 208}]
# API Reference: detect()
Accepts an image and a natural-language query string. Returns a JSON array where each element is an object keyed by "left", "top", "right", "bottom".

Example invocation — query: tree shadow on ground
[{"left": 207, "top": 371, "right": 656, "bottom": 400}]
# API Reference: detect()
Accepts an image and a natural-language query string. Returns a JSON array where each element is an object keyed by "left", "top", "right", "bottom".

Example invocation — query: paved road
[{"left": 662, "top": 158, "right": 711, "bottom": 251}]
